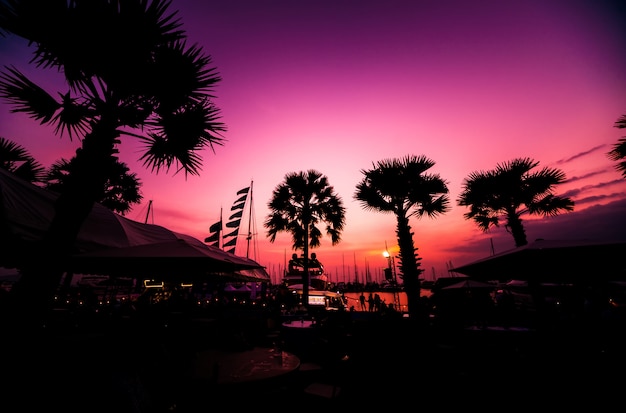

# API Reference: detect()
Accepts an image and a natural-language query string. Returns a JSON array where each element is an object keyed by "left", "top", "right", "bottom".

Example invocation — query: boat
[
  {"left": 282, "top": 252, "right": 347, "bottom": 311},
  {"left": 284, "top": 252, "right": 328, "bottom": 290}
]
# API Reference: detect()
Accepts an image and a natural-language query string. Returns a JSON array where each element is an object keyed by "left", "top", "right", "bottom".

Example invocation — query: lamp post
[
  {"left": 383, "top": 248, "right": 400, "bottom": 311},
  {"left": 383, "top": 250, "right": 392, "bottom": 279}
]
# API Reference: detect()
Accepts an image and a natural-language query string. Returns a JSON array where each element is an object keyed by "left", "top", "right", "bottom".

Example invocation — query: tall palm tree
[
  {"left": 354, "top": 155, "right": 450, "bottom": 320},
  {"left": 45, "top": 157, "right": 143, "bottom": 215},
  {"left": 457, "top": 157, "right": 575, "bottom": 248},
  {"left": 265, "top": 170, "right": 346, "bottom": 308},
  {"left": 607, "top": 114, "right": 626, "bottom": 179},
  {"left": 0, "top": 0, "right": 226, "bottom": 322},
  {"left": 0, "top": 136, "right": 46, "bottom": 182}
]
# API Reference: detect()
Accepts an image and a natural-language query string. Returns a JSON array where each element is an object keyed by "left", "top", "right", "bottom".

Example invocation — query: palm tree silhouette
[
  {"left": 457, "top": 157, "right": 575, "bottom": 248},
  {"left": 0, "top": 136, "right": 46, "bottom": 182},
  {"left": 607, "top": 114, "right": 626, "bottom": 179},
  {"left": 354, "top": 155, "right": 450, "bottom": 319},
  {"left": 265, "top": 170, "right": 346, "bottom": 308},
  {"left": 0, "top": 0, "right": 226, "bottom": 321},
  {"left": 45, "top": 158, "right": 143, "bottom": 215},
  {"left": 0, "top": 137, "right": 143, "bottom": 214}
]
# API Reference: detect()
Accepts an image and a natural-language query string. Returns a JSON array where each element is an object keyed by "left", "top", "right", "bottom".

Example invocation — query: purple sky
[{"left": 1, "top": 0, "right": 625, "bottom": 283}]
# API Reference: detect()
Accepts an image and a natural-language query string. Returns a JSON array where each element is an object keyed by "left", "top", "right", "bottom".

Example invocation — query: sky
[{"left": 1, "top": 0, "right": 626, "bottom": 284}]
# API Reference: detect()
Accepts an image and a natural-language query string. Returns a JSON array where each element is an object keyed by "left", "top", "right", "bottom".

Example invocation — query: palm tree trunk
[
  {"left": 507, "top": 210, "right": 528, "bottom": 247},
  {"left": 302, "top": 223, "right": 309, "bottom": 311},
  {"left": 396, "top": 214, "right": 423, "bottom": 321},
  {"left": 7, "top": 123, "right": 117, "bottom": 327}
]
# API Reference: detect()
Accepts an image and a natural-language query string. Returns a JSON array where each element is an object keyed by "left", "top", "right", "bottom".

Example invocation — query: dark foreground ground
[{"left": 2, "top": 310, "right": 625, "bottom": 412}]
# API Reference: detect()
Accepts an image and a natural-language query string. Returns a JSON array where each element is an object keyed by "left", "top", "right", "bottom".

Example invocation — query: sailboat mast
[
  {"left": 245, "top": 180, "right": 254, "bottom": 259},
  {"left": 144, "top": 200, "right": 153, "bottom": 224},
  {"left": 353, "top": 252, "right": 359, "bottom": 284},
  {"left": 218, "top": 207, "right": 223, "bottom": 249}
]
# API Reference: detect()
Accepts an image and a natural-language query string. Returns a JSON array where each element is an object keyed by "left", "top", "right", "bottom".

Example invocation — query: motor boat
[{"left": 282, "top": 253, "right": 346, "bottom": 311}]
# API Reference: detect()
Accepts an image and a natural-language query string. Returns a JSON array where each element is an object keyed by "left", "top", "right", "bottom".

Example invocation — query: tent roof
[
  {"left": 450, "top": 238, "right": 626, "bottom": 282},
  {"left": 0, "top": 167, "right": 200, "bottom": 254},
  {"left": 70, "top": 239, "right": 269, "bottom": 281},
  {"left": 0, "top": 168, "right": 268, "bottom": 281}
]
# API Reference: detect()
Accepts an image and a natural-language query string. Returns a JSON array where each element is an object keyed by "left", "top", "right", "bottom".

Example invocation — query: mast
[
  {"left": 217, "top": 207, "right": 223, "bottom": 249},
  {"left": 245, "top": 180, "right": 256, "bottom": 259},
  {"left": 144, "top": 200, "right": 153, "bottom": 224},
  {"left": 353, "top": 252, "right": 359, "bottom": 285}
]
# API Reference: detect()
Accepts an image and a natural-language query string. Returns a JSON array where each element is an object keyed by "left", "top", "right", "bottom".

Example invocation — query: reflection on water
[{"left": 343, "top": 290, "right": 431, "bottom": 313}]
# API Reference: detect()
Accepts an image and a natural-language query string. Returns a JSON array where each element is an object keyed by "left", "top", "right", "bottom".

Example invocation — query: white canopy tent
[{"left": 0, "top": 168, "right": 269, "bottom": 282}]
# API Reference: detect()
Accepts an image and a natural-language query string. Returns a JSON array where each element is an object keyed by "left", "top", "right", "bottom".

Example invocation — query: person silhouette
[
  {"left": 288, "top": 253, "right": 300, "bottom": 273},
  {"left": 374, "top": 293, "right": 382, "bottom": 312},
  {"left": 359, "top": 292, "right": 367, "bottom": 311}
]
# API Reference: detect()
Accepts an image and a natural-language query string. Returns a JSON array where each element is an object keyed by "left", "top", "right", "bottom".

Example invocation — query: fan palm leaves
[
  {"left": 45, "top": 158, "right": 143, "bottom": 215},
  {"left": 265, "top": 170, "right": 346, "bottom": 306},
  {"left": 607, "top": 114, "right": 626, "bottom": 178},
  {"left": 0, "top": 0, "right": 225, "bottom": 320},
  {"left": 0, "top": 136, "right": 45, "bottom": 182},
  {"left": 354, "top": 154, "right": 450, "bottom": 319},
  {"left": 457, "top": 157, "right": 575, "bottom": 247}
]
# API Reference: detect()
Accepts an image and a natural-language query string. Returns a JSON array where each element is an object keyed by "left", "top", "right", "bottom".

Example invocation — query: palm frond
[
  {"left": 0, "top": 65, "right": 60, "bottom": 123},
  {"left": 0, "top": 136, "right": 46, "bottom": 182}
]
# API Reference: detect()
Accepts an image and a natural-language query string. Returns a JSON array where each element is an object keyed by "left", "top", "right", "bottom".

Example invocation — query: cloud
[
  {"left": 562, "top": 179, "right": 626, "bottom": 201},
  {"left": 527, "top": 198, "right": 626, "bottom": 243},
  {"left": 566, "top": 169, "right": 609, "bottom": 184},
  {"left": 555, "top": 144, "right": 606, "bottom": 165}
]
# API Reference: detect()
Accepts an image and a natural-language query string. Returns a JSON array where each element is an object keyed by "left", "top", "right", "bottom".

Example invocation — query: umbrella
[
  {"left": 442, "top": 279, "right": 495, "bottom": 290},
  {"left": 450, "top": 238, "right": 626, "bottom": 282}
]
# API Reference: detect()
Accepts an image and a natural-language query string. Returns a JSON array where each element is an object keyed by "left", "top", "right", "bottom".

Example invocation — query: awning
[{"left": 449, "top": 239, "right": 626, "bottom": 282}]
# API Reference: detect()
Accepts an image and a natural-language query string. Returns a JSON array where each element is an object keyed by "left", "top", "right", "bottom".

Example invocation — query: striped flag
[{"left": 209, "top": 220, "right": 222, "bottom": 233}]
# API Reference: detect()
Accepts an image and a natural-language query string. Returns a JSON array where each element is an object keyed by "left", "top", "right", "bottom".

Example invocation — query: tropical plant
[
  {"left": 0, "top": 0, "right": 226, "bottom": 321},
  {"left": 265, "top": 170, "right": 346, "bottom": 307},
  {"left": 0, "top": 136, "right": 142, "bottom": 214},
  {"left": 45, "top": 157, "right": 143, "bottom": 215},
  {"left": 457, "top": 157, "right": 575, "bottom": 248},
  {"left": 0, "top": 136, "right": 45, "bottom": 182},
  {"left": 607, "top": 114, "right": 626, "bottom": 179},
  {"left": 354, "top": 155, "right": 450, "bottom": 320}
]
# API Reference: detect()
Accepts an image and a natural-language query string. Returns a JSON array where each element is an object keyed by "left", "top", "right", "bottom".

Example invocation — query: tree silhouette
[
  {"left": 0, "top": 0, "right": 226, "bottom": 322},
  {"left": 0, "top": 136, "right": 45, "bottom": 182},
  {"left": 0, "top": 136, "right": 142, "bottom": 214},
  {"left": 45, "top": 157, "right": 142, "bottom": 215},
  {"left": 265, "top": 170, "right": 345, "bottom": 308},
  {"left": 457, "top": 157, "right": 574, "bottom": 248},
  {"left": 354, "top": 155, "right": 450, "bottom": 319}
]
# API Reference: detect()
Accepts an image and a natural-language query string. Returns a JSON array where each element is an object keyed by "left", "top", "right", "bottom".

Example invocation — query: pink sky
[{"left": 1, "top": 0, "right": 625, "bottom": 284}]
